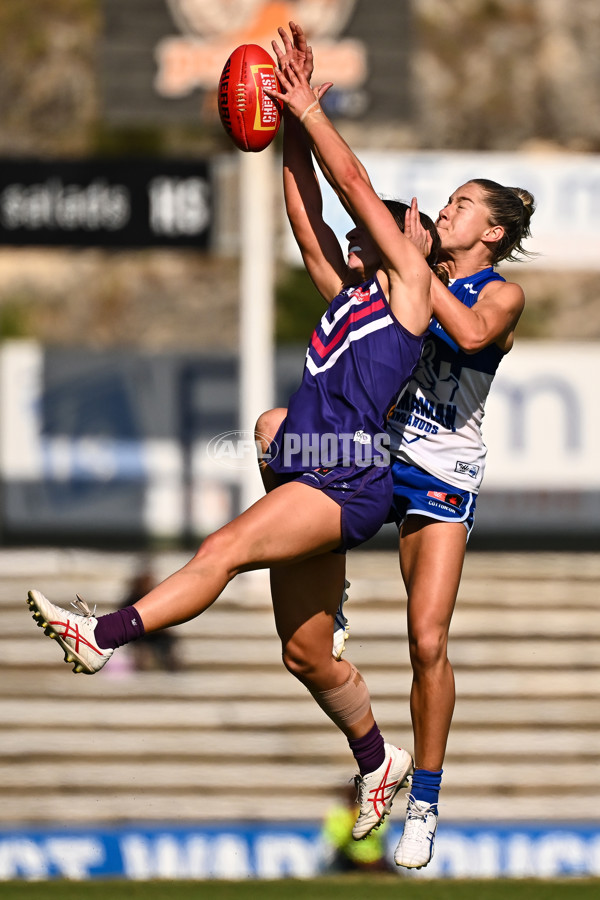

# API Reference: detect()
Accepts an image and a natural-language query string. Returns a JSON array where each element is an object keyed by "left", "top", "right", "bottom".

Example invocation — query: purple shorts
[{"left": 270, "top": 463, "right": 393, "bottom": 552}]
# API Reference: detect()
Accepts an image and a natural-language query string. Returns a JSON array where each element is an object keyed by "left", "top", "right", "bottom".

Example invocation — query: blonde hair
[{"left": 469, "top": 179, "right": 535, "bottom": 263}]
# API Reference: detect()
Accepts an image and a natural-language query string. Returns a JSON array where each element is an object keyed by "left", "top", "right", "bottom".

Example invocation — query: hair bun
[{"left": 511, "top": 187, "right": 535, "bottom": 235}]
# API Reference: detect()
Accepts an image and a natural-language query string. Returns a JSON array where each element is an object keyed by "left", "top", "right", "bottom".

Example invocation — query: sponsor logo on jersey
[
  {"left": 302, "top": 472, "right": 322, "bottom": 484},
  {"left": 455, "top": 461, "right": 480, "bottom": 478},
  {"left": 393, "top": 388, "right": 457, "bottom": 432}
]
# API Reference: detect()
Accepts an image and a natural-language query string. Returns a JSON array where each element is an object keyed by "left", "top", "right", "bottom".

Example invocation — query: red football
[{"left": 218, "top": 44, "right": 281, "bottom": 152}]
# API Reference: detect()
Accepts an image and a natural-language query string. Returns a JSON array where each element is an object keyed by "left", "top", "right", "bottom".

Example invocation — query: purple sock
[
  {"left": 94, "top": 606, "right": 146, "bottom": 650},
  {"left": 348, "top": 723, "right": 385, "bottom": 776}
]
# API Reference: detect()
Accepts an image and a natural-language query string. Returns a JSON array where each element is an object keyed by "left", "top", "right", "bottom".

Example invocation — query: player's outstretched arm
[
  {"left": 273, "top": 24, "right": 347, "bottom": 303},
  {"left": 271, "top": 21, "right": 314, "bottom": 82},
  {"left": 266, "top": 61, "right": 431, "bottom": 335}
]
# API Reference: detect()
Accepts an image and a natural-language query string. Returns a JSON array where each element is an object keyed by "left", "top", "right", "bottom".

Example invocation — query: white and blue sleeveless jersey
[
  {"left": 268, "top": 275, "right": 424, "bottom": 473},
  {"left": 387, "top": 266, "right": 506, "bottom": 492}
]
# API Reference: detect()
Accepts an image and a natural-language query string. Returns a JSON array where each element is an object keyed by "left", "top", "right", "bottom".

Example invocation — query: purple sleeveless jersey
[{"left": 268, "top": 275, "right": 424, "bottom": 474}]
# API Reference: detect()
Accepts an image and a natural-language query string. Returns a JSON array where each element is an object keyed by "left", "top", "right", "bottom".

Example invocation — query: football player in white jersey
[{"left": 385, "top": 178, "right": 535, "bottom": 869}]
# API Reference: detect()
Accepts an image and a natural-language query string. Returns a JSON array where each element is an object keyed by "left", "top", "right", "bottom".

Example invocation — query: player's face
[
  {"left": 435, "top": 182, "right": 496, "bottom": 253},
  {"left": 345, "top": 223, "right": 380, "bottom": 277}
]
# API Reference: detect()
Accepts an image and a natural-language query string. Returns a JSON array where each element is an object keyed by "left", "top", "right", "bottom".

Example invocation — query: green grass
[{"left": 1, "top": 878, "right": 599, "bottom": 900}]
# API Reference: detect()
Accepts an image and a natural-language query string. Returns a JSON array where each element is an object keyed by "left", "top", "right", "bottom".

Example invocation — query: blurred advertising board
[
  {"left": 1, "top": 821, "right": 599, "bottom": 880},
  {"left": 3, "top": 151, "right": 598, "bottom": 267},
  {"left": 0, "top": 159, "right": 212, "bottom": 248},
  {"left": 475, "top": 342, "right": 600, "bottom": 541},
  {"left": 281, "top": 151, "right": 600, "bottom": 270},
  {"left": 0, "top": 340, "right": 598, "bottom": 545},
  {"left": 100, "top": 0, "right": 412, "bottom": 125}
]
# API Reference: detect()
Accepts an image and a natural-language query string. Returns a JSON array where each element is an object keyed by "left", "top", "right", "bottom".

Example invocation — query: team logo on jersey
[
  {"left": 427, "top": 490, "right": 464, "bottom": 509},
  {"left": 302, "top": 472, "right": 322, "bottom": 484},
  {"left": 455, "top": 461, "right": 480, "bottom": 479}
]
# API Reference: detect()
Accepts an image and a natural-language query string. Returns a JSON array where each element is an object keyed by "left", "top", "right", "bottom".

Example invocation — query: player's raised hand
[
  {"left": 264, "top": 60, "right": 331, "bottom": 124},
  {"left": 405, "top": 197, "right": 434, "bottom": 259},
  {"left": 272, "top": 21, "right": 314, "bottom": 81}
]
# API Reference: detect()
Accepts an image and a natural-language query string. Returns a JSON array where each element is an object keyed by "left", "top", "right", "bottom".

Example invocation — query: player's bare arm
[
  {"left": 431, "top": 276, "right": 525, "bottom": 354},
  {"left": 404, "top": 194, "right": 524, "bottom": 353},
  {"left": 273, "top": 27, "right": 347, "bottom": 302},
  {"left": 266, "top": 62, "right": 432, "bottom": 335},
  {"left": 299, "top": 97, "right": 431, "bottom": 335},
  {"left": 274, "top": 25, "right": 380, "bottom": 239}
]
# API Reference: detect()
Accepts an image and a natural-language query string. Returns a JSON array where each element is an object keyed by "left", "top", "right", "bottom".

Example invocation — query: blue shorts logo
[{"left": 427, "top": 490, "right": 464, "bottom": 509}]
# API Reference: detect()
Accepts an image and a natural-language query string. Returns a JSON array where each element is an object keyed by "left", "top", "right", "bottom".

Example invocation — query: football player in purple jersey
[
  {"left": 26, "top": 19, "right": 443, "bottom": 846},
  {"left": 257, "top": 21, "right": 536, "bottom": 871}
]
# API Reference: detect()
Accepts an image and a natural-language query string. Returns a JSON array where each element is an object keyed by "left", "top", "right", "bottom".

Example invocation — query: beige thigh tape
[{"left": 309, "top": 662, "right": 371, "bottom": 730}]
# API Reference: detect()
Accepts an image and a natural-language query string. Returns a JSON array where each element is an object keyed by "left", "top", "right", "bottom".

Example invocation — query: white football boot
[
  {"left": 352, "top": 743, "right": 413, "bottom": 840},
  {"left": 27, "top": 589, "right": 113, "bottom": 674},
  {"left": 394, "top": 793, "right": 439, "bottom": 869}
]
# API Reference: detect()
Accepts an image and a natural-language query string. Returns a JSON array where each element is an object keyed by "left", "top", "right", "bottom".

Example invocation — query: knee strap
[{"left": 308, "top": 662, "right": 371, "bottom": 730}]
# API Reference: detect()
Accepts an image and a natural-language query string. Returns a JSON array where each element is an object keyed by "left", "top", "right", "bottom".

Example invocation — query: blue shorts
[
  {"left": 389, "top": 460, "right": 477, "bottom": 535},
  {"left": 270, "top": 463, "right": 393, "bottom": 553}
]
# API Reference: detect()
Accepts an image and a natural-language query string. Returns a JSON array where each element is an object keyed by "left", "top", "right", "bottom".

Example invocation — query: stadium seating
[{"left": 1, "top": 549, "right": 599, "bottom": 825}]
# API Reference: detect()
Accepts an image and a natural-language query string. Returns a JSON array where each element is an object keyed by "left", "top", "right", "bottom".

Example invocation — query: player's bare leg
[
  {"left": 134, "top": 482, "right": 343, "bottom": 632},
  {"left": 400, "top": 517, "right": 465, "bottom": 770},
  {"left": 255, "top": 408, "right": 350, "bottom": 659},
  {"left": 394, "top": 516, "right": 466, "bottom": 868},
  {"left": 255, "top": 407, "right": 287, "bottom": 494},
  {"left": 271, "top": 554, "right": 412, "bottom": 840},
  {"left": 27, "top": 482, "right": 344, "bottom": 673},
  {"left": 271, "top": 553, "right": 352, "bottom": 694}
]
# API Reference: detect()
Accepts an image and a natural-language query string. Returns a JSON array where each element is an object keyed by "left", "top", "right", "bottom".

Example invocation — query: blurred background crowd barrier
[{"left": 0, "top": 337, "right": 598, "bottom": 548}]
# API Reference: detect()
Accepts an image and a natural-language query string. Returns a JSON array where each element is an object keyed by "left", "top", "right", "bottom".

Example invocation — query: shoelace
[
  {"left": 354, "top": 773, "right": 365, "bottom": 805},
  {"left": 71, "top": 594, "right": 96, "bottom": 618},
  {"left": 354, "top": 773, "right": 377, "bottom": 813},
  {"left": 404, "top": 794, "right": 435, "bottom": 825}
]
